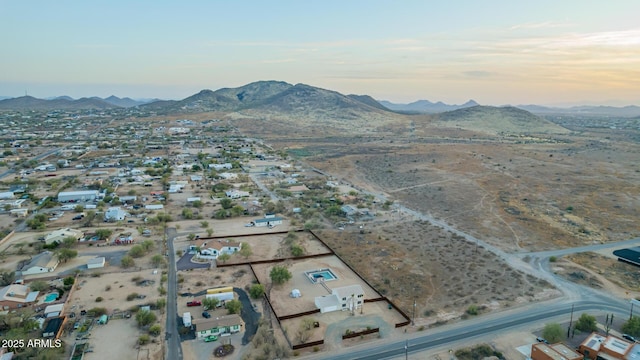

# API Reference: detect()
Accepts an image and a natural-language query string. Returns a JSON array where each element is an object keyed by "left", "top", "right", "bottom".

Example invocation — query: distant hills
[
  {"left": 516, "top": 104, "right": 640, "bottom": 117},
  {"left": 378, "top": 99, "right": 479, "bottom": 113},
  {"left": 434, "top": 105, "right": 570, "bottom": 135},
  {"left": 0, "top": 95, "right": 156, "bottom": 110}
]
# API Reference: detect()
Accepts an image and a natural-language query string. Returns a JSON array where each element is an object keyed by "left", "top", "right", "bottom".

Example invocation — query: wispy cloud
[{"left": 510, "top": 21, "right": 572, "bottom": 30}]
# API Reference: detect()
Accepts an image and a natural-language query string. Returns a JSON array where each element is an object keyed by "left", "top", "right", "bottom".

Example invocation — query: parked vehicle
[
  {"left": 204, "top": 335, "right": 218, "bottom": 342},
  {"left": 187, "top": 300, "right": 201, "bottom": 307},
  {"left": 202, "top": 311, "right": 211, "bottom": 318},
  {"left": 623, "top": 334, "right": 637, "bottom": 342},
  {"left": 536, "top": 337, "right": 549, "bottom": 344}
]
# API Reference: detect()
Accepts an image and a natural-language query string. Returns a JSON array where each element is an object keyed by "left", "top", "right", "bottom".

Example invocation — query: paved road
[
  {"left": 518, "top": 237, "right": 640, "bottom": 259},
  {"left": 165, "top": 227, "right": 182, "bottom": 360},
  {"left": 305, "top": 299, "right": 628, "bottom": 360},
  {"left": 248, "top": 173, "right": 279, "bottom": 202}
]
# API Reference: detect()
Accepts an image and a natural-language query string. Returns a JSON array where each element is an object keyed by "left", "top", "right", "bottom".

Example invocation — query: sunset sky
[{"left": 1, "top": 1, "right": 639, "bottom": 105}]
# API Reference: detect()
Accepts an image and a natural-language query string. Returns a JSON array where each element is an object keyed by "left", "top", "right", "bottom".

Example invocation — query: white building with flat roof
[{"left": 57, "top": 190, "right": 99, "bottom": 203}]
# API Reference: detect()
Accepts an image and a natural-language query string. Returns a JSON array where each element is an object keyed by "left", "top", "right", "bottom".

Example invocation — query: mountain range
[
  {"left": 0, "top": 95, "right": 157, "bottom": 110},
  {"left": 378, "top": 99, "right": 480, "bottom": 113}
]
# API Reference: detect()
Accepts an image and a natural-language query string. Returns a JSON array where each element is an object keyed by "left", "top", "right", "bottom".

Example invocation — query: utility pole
[
  {"left": 405, "top": 340, "right": 408, "bottom": 360},
  {"left": 567, "top": 304, "right": 574, "bottom": 338},
  {"left": 412, "top": 298, "right": 416, "bottom": 326}
]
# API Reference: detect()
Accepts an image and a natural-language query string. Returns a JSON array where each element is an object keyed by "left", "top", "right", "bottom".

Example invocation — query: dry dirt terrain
[{"left": 229, "top": 111, "right": 640, "bottom": 322}]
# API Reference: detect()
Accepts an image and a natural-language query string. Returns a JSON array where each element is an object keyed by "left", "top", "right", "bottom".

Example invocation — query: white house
[
  {"left": 219, "top": 172, "right": 238, "bottom": 180},
  {"left": 225, "top": 190, "right": 249, "bottom": 199},
  {"left": 193, "top": 314, "right": 244, "bottom": 339},
  {"left": 315, "top": 285, "right": 364, "bottom": 314},
  {"left": 44, "top": 303, "right": 64, "bottom": 318},
  {"left": 0, "top": 191, "right": 14, "bottom": 200},
  {"left": 44, "top": 228, "right": 84, "bottom": 245},
  {"left": 251, "top": 216, "right": 283, "bottom": 227},
  {"left": 87, "top": 257, "right": 105, "bottom": 269},
  {"left": 209, "top": 163, "right": 233, "bottom": 171},
  {"left": 193, "top": 240, "right": 241, "bottom": 260},
  {"left": 57, "top": 190, "right": 99, "bottom": 203},
  {"left": 19, "top": 251, "right": 59, "bottom": 276},
  {"left": 104, "top": 207, "right": 128, "bottom": 222}
]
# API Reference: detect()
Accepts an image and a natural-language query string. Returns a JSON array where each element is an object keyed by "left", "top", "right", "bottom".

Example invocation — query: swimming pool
[
  {"left": 305, "top": 268, "right": 338, "bottom": 283},
  {"left": 43, "top": 293, "right": 58, "bottom": 303}
]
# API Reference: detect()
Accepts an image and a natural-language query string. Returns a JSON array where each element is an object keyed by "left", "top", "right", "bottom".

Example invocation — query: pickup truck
[{"left": 186, "top": 300, "right": 201, "bottom": 307}]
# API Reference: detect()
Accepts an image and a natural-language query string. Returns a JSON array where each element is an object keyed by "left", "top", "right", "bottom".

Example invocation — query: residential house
[
  {"left": 225, "top": 189, "right": 249, "bottom": 199},
  {"left": 209, "top": 163, "right": 233, "bottom": 171},
  {"left": 19, "top": 251, "right": 59, "bottom": 276},
  {"left": 250, "top": 214, "right": 283, "bottom": 227},
  {"left": 288, "top": 184, "right": 309, "bottom": 195},
  {"left": 578, "top": 332, "right": 636, "bottom": 360},
  {"left": 104, "top": 207, "right": 128, "bottom": 222},
  {"left": 194, "top": 240, "right": 241, "bottom": 260},
  {"left": 315, "top": 285, "right": 365, "bottom": 314},
  {"left": 87, "top": 257, "right": 106, "bottom": 269},
  {"left": 57, "top": 190, "right": 99, "bottom": 203},
  {"left": 43, "top": 228, "right": 84, "bottom": 245},
  {"left": 193, "top": 314, "right": 244, "bottom": 339},
  {"left": 0, "top": 284, "right": 39, "bottom": 310},
  {"left": 531, "top": 343, "right": 582, "bottom": 360}
]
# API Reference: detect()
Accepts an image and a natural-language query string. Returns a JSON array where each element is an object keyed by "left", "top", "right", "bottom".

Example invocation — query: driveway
[
  {"left": 176, "top": 252, "right": 210, "bottom": 271},
  {"left": 233, "top": 287, "right": 261, "bottom": 345}
]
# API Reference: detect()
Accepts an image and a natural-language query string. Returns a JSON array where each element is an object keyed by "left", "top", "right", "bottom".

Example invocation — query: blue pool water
[
  {"left": 44, "top": 293, "right": 58, "bottom": 303},
  {"left": 305, "top": 268, "right": 338, "bottom": 283}
]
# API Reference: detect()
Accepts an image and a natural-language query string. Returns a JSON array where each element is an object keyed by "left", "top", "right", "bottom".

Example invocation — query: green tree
[
  {"left": 269, "top": 265, "right": 292, "bottom": 285},
  {"left": 182, "top": 208, "right": 193, "bottom": 219},
  {"left": 56, "top": 248, "right": 78, "bottom": 263},
  {"left": 192, "top": 200, "right": 203, "bottom": 209},
  {"left": 149, "top": 324, "right": 162, "bottom": 336},
  {"left": 214, "top": 209, "right": 228, "bottom": 219},
  {"left": 291, "top": 244, "right": 304, "bottom": 257},
  {"left": 249, "top": 284, "right": 265, "bottom": 299},
  {"left": 239, "top": 243, "right": 252, "bottom": 259},
  {"left": 95, "top": 228, "right": 113, "bottom": 240},
  {"left": 0, "top": 270, "right": 15, "bottom": 286},
  {"left": 129, "top": 245, "right": 145, "bottom": 258},
  {"left": 217, "top": 253, "right": 230, "bottom": 264},
  {"left": 187, "top": 233, "right": 196, "bottom": 241},
  {"left": 206, "top": 228, "right": 213, "bottom": 237},
  {"left": 203, "top": 297, "right": 220, "bottom": 310},
  {"left": 225, "top": 299, "right": 242, "bottom": 314},
  {"left": 61, "top": 236, "right": 77, "bottom": 248},
  {"left": 121, "top": 255, "right": 135, "bottom": 268},
  {"left": 575, "top": 313, "right": 598, "bottom": 332},
  {"left": 74, "top": 205, "right": 84, "bottom": 213},
  {"left": 29, "top": 280, "right": 48, "bottom": 292},
  {"left": 622, "top": 316, "right": 640, "bottom": 337},
  {"left": 156, "top": 298, "right": 166, "bottom": 313},
  {"left": 542, "top": 323, "right": 565, "bottom": 343},
  {"left": 63, "top": 276, "right": 75, "bottom": 286},
  {"left": 230, "top": 205, "right": 245, "bottom": 217},
  {"left": 200, "top": 221, "right": 209, "bottom": 228},
  {"left": 219, "top": 198, "right": 233, "bottom": 209},
  {"left": 136, "top": 310, "right": 156, "bottom": 327},
  {"left": 141, "top": 239, "right": 154, "bottom": 251},
  {"left": 151, "top": 254, "right": 165, "bottom": 267}
]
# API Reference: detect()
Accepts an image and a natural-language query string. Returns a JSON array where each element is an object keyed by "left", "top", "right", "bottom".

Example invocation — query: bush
[
  {"left": 249, "top": 284, "right": 265, "bottom": 299},
  {"left": 95, "top": 297, "right": 103, "bottom": 302},
  {"left": 149, "top": 324, "right": 162, "bottom": 336},
  {"left": 466, "top": 305, "right": 478, "bottom": 316},
  {"left": 139, "top": 334, "right": 150, "bottom": 345},
  {"left": 126, "top": 293, "right": 139, "bottom": 301},
  {"left": 88, "top": 307, "right": 108, "bottom": 316}
]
